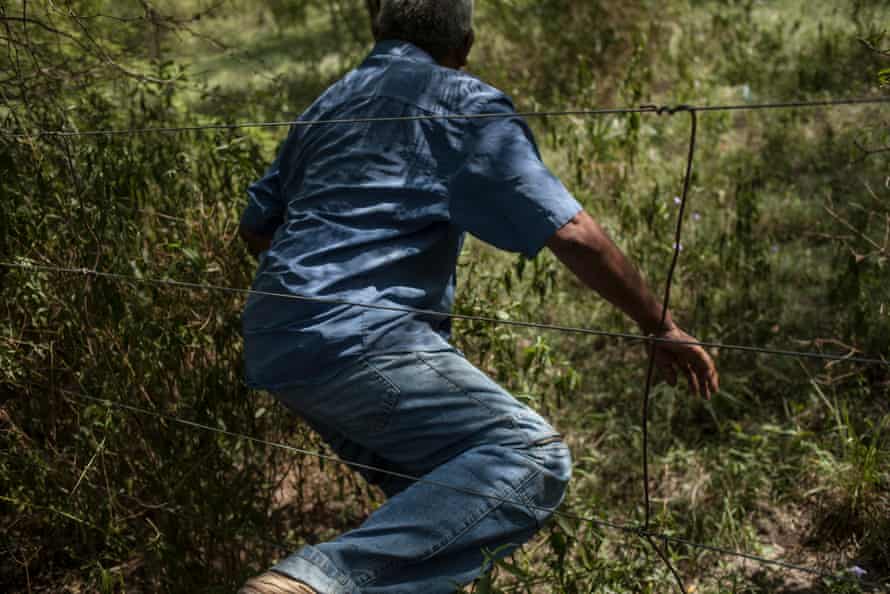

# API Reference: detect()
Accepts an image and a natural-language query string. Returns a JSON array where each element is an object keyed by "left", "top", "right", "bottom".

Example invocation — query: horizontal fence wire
[
  {"left": 0, "top": 96, "right": 888, "bottom": 138},
  {"left": 61, "top": 389, "right": 880, "bottom": 590},
  {"left": 2, "top": 261, "right": 887, "bottom": 368},
  {"left": 3, "top": 91, "right": 888, "bottom": 593}
]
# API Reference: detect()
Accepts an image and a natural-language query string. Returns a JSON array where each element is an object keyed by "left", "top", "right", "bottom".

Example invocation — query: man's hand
[
  {"left": 547, "top": 210, "right": 719, "bottom": 400},
  {"left": 651, "top": 325, "right": 719, "bottom": 400}
]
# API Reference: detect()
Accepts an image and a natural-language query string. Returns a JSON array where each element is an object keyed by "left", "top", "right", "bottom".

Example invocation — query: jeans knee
[
  {"left": 546, "top": 441, "right": 573, "bottom": 485},
  {"left": 523, "top": 442, "right": 572, "bottom": 519}
]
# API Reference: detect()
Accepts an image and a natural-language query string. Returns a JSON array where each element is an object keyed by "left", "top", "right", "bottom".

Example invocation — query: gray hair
[{"left": 372, "top": 0, "right": 474, "bottom": 58}]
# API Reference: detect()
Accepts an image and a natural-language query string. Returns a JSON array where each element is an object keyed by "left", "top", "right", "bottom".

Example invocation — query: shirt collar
[{"left": 370, "top": 40, "right": 438, "bottom": 65}]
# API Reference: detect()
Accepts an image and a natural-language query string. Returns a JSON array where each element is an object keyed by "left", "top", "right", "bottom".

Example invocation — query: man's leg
[
  {"left": 265, "top": 349, "right": 572, "bottom": 594},
  {"left": 289, "top": 413, "right": 417, "bottom": 500}
]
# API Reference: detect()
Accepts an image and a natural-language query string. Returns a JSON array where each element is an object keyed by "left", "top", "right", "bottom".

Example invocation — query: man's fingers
[
  {"left": 687, "top": 346, "right": 718, "bottom": 399},
  {"left": 701, "top": 357, "right": 719, "bottom": 397},
  {"left": 700, "top": 370, "right": 712, "bottom": 400},
  {"left": 651, "top": 333, "right": 720, "bottom": 400},
  {"left": 705, "top": 368, "right": 719, "bottom": 397}
]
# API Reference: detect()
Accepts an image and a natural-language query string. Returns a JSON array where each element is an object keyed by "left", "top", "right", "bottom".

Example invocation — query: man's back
[
  {"left": 238, "top": 5, "right": 717, "bottom": 592},
  {"left": 240, "top": 40, "right": 580, "bottom": 389}
]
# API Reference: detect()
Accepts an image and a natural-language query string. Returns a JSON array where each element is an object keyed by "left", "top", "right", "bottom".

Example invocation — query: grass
[{"left": 1, "top": 0, "right": 888, "bottom": 592}]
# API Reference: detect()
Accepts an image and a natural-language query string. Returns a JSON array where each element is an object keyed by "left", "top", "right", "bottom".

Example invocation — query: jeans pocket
[
  {"left": 361, "top": 358, "right": 402, "bottom": 433},
  {"left": 276, "top": 357, "right": 401, "bottom": 437},
  {"left": 413, "top": 351, "right": 567, "bottom": 449}
]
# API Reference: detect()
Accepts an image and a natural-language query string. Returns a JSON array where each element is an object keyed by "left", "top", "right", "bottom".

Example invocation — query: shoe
[{"left": 238, "top": 571, "right": 317, "bottom": 594}]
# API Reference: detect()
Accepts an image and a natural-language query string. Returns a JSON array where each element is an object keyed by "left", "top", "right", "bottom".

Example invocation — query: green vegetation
[{"left": 1, "top": 1, "right": 888, "bottom": 592}]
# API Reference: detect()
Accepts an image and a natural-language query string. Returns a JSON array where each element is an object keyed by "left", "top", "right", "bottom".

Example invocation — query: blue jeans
[{"left": 269, "top": 348, "right": 572, "bottom": 594}]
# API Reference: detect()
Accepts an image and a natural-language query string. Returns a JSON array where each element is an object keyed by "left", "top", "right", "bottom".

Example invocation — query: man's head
[{"left": 366, "top": 0, "right": 475, "bottom": 69}]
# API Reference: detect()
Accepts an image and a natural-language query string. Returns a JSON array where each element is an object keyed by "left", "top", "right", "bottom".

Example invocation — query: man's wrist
[{"left": 640, "top": 311, "right": 676, "bottom": 336}]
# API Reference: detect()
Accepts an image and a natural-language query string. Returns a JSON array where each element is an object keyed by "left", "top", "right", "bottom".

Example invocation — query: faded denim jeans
[{"left": 269, "top": 348, "right": 572, "bottom": 594}]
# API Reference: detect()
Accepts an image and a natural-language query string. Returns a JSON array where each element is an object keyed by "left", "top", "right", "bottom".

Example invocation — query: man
[{"left": 238, "top": 1, "right": 718, "bottom": 593}]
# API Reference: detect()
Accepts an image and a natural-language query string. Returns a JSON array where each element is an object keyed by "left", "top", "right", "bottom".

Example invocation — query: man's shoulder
[
  {"left": 441, "top": 69, "right": 514, "bottom": 114},
  {"left": 303, "top": 50, "right": 516, "bottom": 121},
  {"left": 354, "top": 49, "right": 516, "bottom": 114}
]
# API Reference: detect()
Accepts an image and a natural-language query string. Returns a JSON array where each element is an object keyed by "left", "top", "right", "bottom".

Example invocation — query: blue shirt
[{"left": 240, "top": 41, "right": 582, "bottom": 389}]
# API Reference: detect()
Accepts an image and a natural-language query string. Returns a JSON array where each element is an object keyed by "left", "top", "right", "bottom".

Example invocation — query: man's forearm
[{"left": 546, "top": 210, "right": 673, "bottom": 335}]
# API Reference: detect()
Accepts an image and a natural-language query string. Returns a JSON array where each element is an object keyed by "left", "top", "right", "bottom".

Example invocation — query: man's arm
[
  {"left": 546, "top": 210, "right": 719, "bottom": 399},
  {"left": 240, "top": 156, "right": 285, "bottom": 259}
]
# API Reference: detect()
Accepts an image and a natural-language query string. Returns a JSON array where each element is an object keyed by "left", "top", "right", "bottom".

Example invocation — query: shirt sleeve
[
  {"left": 448, "top": 95, "right": 582, "bottom": 258},
  {"left": 240, "top": 156, "right": 285, "bottom": 236}
]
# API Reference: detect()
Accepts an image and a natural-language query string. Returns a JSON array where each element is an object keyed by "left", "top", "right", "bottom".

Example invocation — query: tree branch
[
  {"left": 854, "top": 140, "right": 890, "bottom": 161},
  {"left": 63, "top": 7, "right": 175, "bottom": 85},
  {"left": 859, "top": 36, "right": 890, "bottom": 57},
  {"left": 0, "top": 15, "right": 83, "bottom": 45}
]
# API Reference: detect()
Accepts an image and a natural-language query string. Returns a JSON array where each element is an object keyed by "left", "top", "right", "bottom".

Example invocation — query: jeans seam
[
  {"left": 510, "top": 469, "right": 546, "bottom": 531},
  {"left": 358, "top": 467, "right": 541, "bottom": 588},
  {"left": 421, "top": 468, "right": 541, "bottom": 560},
  {"left": 414, "top": 352, "right": 509, "bottom": 422},
  {"left": 359, "top": 358, "right": 402, "bottom": 432},
  {"left": 273, "top": 546, "right": 361, "bottom": 594}
]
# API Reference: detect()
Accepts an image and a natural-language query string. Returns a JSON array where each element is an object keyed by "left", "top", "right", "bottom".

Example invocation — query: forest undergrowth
[{"left": 1, "top": 1, "right": 888, "bottom": 592}]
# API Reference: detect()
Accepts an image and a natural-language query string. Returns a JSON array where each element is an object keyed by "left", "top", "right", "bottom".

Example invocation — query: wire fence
[
  {"left": 1, "top": 261, "right": 886, "bottom": 368},
  {"left": 638, "top": 107, "right": 700, "bottom": 592},
  {"left": 1, "top": 96, "right": 888, "bottom": 138},
  {"left": 3, "top": 93, "right": 889, "bottom": 593},
  {"left": 61, "top": 390, "right": 879, "bottom": 590}
]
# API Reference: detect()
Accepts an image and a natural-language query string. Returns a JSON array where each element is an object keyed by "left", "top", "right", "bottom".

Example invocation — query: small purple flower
[
  {"left": 692, "top": 212, "right": 701, "bottom": 221},
  {"left": 849, "top": 566, "right": 868, "bottom": 579},
  {"left": 771, "top": 244, "right": 780, "bottom": 254},
  {"left": 673, "top": 242, "right": 684, "bottom": 252},
  {"left": 673, "top": 196, "right": 682, "bottom": 205}
]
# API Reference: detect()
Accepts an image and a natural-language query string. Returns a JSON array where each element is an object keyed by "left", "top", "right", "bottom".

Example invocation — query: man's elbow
[{"left": 547, "top": 210, "right": 604, "bottom": 253}]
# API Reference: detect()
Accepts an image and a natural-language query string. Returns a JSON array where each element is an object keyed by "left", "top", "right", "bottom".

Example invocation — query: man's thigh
[
  {"left": 275, "top": 348, "right": 562, "bottom": 476},
  {"left": 294, "top": 412, "right": 415, "bottom": 498}
]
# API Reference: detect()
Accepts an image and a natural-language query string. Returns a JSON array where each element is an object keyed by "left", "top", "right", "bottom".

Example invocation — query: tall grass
[{"left": 1, "top": 1, "right": 888, "bottom": 592}]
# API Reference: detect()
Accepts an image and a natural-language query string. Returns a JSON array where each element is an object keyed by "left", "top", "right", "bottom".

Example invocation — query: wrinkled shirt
[{"left": 240, "top": 41, "right": 581, "bottom": 389}]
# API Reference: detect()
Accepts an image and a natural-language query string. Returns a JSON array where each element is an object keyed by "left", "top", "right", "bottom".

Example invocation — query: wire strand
[
  {"left": 1, "top": 95, "right": 888, "bottom": 138},
  {"left": 61, "top": 389, "right": 880, "bottom": 590},
  {"left": 1, "top": 106, "right": 660, "bottom": 137},
  {"left": 639, "top": 107, "right": 699, "bottom": 594},
  {"left": 4, "top": 92, "right": 889, "bottom": 592},
  {"left": 2, "top": 261, "right": 886, "bottom": 368}
]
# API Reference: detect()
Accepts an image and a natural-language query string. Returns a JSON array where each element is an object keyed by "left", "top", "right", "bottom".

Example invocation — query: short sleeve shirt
[{"left": 240, "top": 40, "right": 581, "bottom": 389}]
